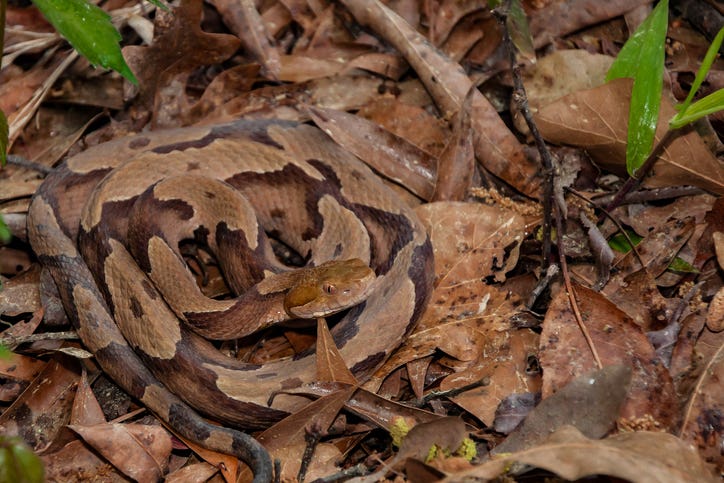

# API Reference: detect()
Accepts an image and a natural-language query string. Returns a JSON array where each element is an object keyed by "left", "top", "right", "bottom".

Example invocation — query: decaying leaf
[
  {"left": 540, "top": 284, "right": 677, "bottom": 429},
  {"left": 493, "top": 365, "right": 631, "bottom": 454},
  {"left": 443, "top": 425, "right": 717, "bottom": 483},
  {"left": 535, "top": 78, "right": 724, "bottom": 194}
]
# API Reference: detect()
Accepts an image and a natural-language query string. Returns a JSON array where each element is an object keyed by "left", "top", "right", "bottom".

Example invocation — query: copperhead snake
[{"left": 27, "top": 119, "right": 434, "bottom": 481}]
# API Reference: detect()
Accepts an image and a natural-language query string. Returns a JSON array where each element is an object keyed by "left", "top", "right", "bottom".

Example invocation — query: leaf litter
[{"left": 1, "top": 0, "right": 723, "bottom": 481}]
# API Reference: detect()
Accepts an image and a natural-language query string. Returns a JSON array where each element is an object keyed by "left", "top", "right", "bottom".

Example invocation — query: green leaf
[
  {"left": 607, "top": 0, "right": 669, "bottom": 176},
  {"left": 670, "top": 88, "right": 724, "bottom": 129},
  {"left": 0, "top": 345, "right": 11, "bottom": 359},
  {"left": 608, "top": 232, "right": 698, "bottom": 273},
  {"left": 0, "top": 216, "right": 10, "bottom": 245},
  {"left": 145, "top": 0, "right": 170, "bottom": 11},
  {"left": 0, "top": 437, "right": 45, "bottom": 483},
  {"left": 0, "top": 110, "right": 7, "bottom": 167},
  {"left": 506, "top": 0, "right": 535, "bottom": 64},
  {"left": 30, "top": 0, "right": 137, "bottom": 84},
  {"left": 674, "top": 26, "right": 724, "bottom": 117}
]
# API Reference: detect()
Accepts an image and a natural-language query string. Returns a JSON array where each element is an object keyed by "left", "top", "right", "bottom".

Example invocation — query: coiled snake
[{"left": 27, "top": 119, "right": 434, "bottom": 481}]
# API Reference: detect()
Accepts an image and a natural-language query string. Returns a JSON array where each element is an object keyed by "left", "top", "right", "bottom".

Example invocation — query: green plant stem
[
  {"left": 0, "top": 0, "right": 5, "bottom": 57},
  {"left": 602, "top": 128, "right": 678, "bottom": 217}
]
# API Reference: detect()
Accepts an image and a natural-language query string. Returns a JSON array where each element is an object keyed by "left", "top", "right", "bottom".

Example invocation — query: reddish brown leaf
[
  {"left": 444, "top": 425, "right": 717, "bottom": 483},
  {"left": 70, "top": 370, "right": 106, "bottom": 427},
  {"left": 122, "top": 0, "right": 241, "bottom": 127},
  {"left": 239, "top": 386, "right": 355, "bottom": 481},
  {"left": 69, "top": 423, "right": 172, "bottom": 482},
  {"left": 540, "top": 284, "right": 677, "bottom": 429},
  {"left": 0, "top": 354, "right": 81, "bottom": 450},
  {"left": 339, "top": 0, "right": 543, "bottom": 199},
  {"left": 679, "top": 327, "right": 724, "bottom": 471},
  {"left": 316, "top": 318, "right": 358, "bottom": 385},
  {"left": 529, "top": 0, "right": 653, "bottom": 49},
  {"left": 535, "top": 78, "right": 724, "bottom": 194},
  {"left": 308, "top": 106, "right": 436, "bottom": 200}
]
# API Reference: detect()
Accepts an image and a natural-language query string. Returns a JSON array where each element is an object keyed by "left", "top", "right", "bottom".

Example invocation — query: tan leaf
[
  {"left": 443, "top": 329, "right": 540, "bottom": 427},
  {"left": 308, "top": 106, "right": 436, "bottom": 200},
  {"left": 443, "top": 425, "right": 717, "bottom": 483},
  {"left": 70, "top": 370, "right": 106, "bottom": 426},
  {"left": 535, "top": 78, "right": 724, "bottom": 194},
  {"left": 540, "top": 284, "right": 677, "bottom": 429},
  {"left": 338, "top": 0, "right": 542, "bottom": 199},
  {"left": 69, "top": 423, "right": 172, "bottom": 482},
  {"left": 367, "top": 202, "right": 525, "bottom": 389},
  {"left": 238, "top": 386, "right": 356, "bottom": 481},
  {"left": 316, "top": 318, "right": 358, "bottom": 385},
  {"left": 679, "top": 326, "right": 724, "bottom": 470}
]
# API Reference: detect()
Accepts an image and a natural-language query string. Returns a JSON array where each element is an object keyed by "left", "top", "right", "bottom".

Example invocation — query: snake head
[{"left": 284, "top": 258, "right": 377, "bottom": 319}]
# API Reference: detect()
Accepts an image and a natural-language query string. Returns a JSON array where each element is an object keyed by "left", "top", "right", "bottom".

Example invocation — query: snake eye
[{"left": 323, "top": 282, "right": 336, "bottom": 295}]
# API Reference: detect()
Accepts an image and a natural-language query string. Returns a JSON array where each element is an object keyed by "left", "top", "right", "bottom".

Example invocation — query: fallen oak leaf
[
  {"left": 68, "top": 423, "right": 172, "bottom": 482},
  {"left": 534, "top": 78, "right": 724, "bottom": 195},
  {"left": 442, "top": 425, "right": 718, "bottom": 483},
  {"left": 338, "top": 0, "right": 542, "bottom": 199}
]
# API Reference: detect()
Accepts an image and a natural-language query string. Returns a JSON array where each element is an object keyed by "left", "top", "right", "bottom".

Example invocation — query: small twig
[
  {"left": 602, "top": 129, "right": 678, "bottom": 217},
  {"left": 6, "top": 154, "right": 53, "bottom": 174},
  {"left": 414, "top": 377, "right": 489, "bottom": 407},
  {"left": 309, "top": 463, "right": 367, "bottom": 483},
  {"left": 526, "top": 263, "right": 559, "bottom": 308},
  {"left": 298, "top": 422, "right": 324, "bottom": 483},
  {"left": 555, "top": 212, "right": 603, "bottom": 369},
  {"left": 496, "top": 2, "right": 601, "bottom": 368},
  {"left": 592, "top": 185, "right": 705, "bottom": 206},
  {"left": 497, "top": 8, "right": 555, "bottom": 269},
  {"left": 0, "top": 330, "right": 79, "bottom": 347},
  {"left": 566, "top": 187, "right": 644, "bottom": 269}
]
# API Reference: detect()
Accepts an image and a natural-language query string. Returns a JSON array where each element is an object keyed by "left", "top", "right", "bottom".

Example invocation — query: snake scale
[{"left": 27, "top": 119, "right": 434, "bottom": 481}]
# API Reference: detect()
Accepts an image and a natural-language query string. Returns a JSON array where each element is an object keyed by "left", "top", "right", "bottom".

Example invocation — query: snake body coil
[{"left": 27, "top": 119, "right": 434, "bottom": 481}]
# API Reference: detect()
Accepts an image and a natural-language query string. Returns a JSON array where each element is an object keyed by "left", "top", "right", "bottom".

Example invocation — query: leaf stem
[{"left": 602, "top": 128, "right": 678, "bottom": 216}]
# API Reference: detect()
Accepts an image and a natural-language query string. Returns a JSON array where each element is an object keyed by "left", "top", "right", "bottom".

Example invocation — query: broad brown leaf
[
  {"left": 540, "top": 284, "right": 677, "bottom": 429},
  {"left": 443, "top": 425, "right": 717, "bottom": 483},
  {"left": 535, "top": 78, "right": 724, "bottom": 194},
  {"left": 339, "top": 0, "right": 542, "bottom": 199},
  {"left": 69, "top": 423, "right": 172, "bottom": 482},
  {"left": 122, "top": 0, "right": 240, "bottom": 127}
]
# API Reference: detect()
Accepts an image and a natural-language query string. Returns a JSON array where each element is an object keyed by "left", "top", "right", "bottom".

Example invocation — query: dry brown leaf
[
  {"left": 515, "top": 49, "right": 614, "bottom": 134},
  {"left": 239, "top": 386, "right": 356, "bottom": 481},
  {"left": 41, "top": 440, "right": 127, "bottom": 482},
  {"left": 70, "top": 370, "right": 106, "bottom": 427},
  {"left": 529, "top": 0, "right": 654, "bottom": 49},
  {"left": 0, "top": 265, "right": 41, "bottom": 317},
  {"left": 535, "top": 78, "right": 724, "bottom": 194},
  {"left": 443, "top": 425, "right": 717, "bottom": 483},
  {"left": 493, "top": 365, "right": 631, "bottom": 454},
  {"left": 540, "top": 284, "right": 677, "bottom": 429},
  {"left": 679, "top": 328, "right": 724, "bottom": 471},
  {"left": 69, "top": 423, "right": 172, "bottom": 482},
  {"left": 0, "top": 354, "right": 80, "bottom": 449},
  {"left": 432, "top": 89, "right": 474, "bottom": 202},
  {"left": 339, "top": 0, "right": 542, "bottom": 199},
  {"left": 316, "top": 318, "right": 358, "bottom": 385},
  {"left": 209, "top": 0, "right": 281, "bottom": 79},
  {"left": 358, "top": 98, "right": 448, "bottom": 156},
  {"left": 122, "top": 0, "right": 241, "bottom": 127},
  {"left": 280, "top": 381, "right": 440, "bottom": 430},
  {"left": 707, "top": 287, "right": 724, "bottom": 331},
  {"left": 176, "top": 434, "right": 238, "bottom": 483},
  {"left": 0, "top": 352, "right": 45, "bottom": 384},
  {"left": 308, "top": 106, "right": 436, "bottom": 200},
  {"left": 166, "top": 462, "right": 219, "bottom": 483},
  {"left": 367, "top": 202, "right": 525, "bottom": 389},
  {"left": 442, "top": 328, "right": 540, "bottom": 427}
]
